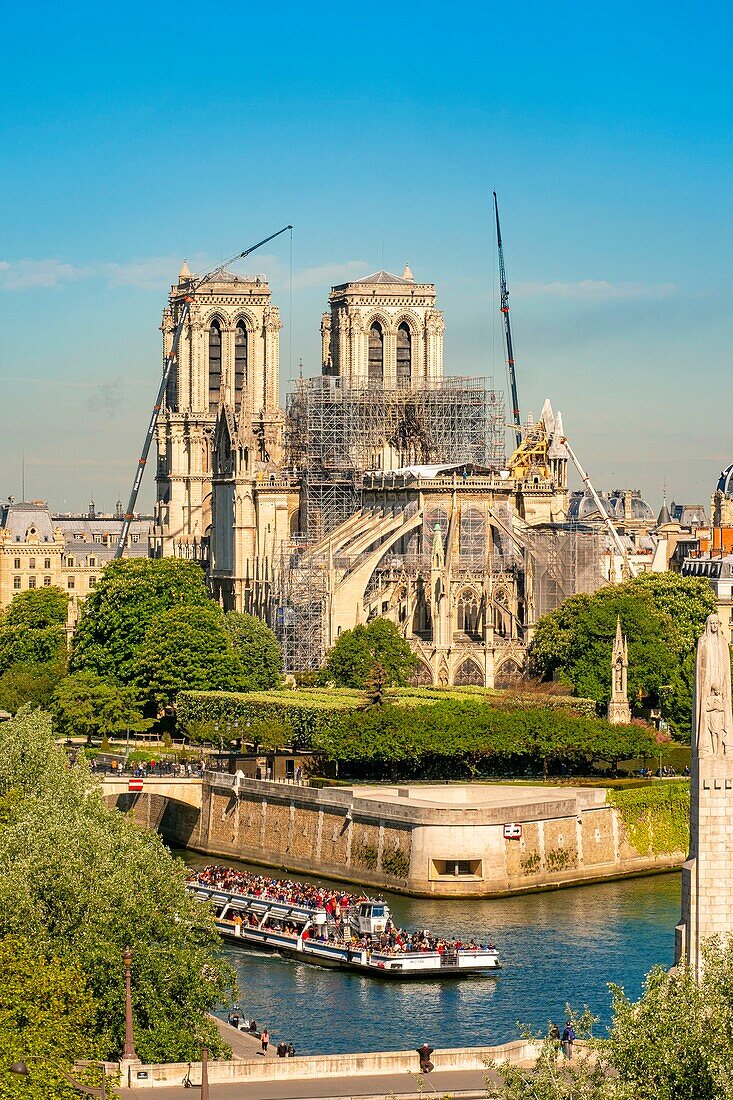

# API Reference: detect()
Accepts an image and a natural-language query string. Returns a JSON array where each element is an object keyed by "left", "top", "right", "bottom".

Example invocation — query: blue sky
[{"left": 1, "top": 1, "right": 731, "bottom": 512}]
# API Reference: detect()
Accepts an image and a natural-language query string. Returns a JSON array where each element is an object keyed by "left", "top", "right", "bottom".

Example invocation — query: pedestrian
[
  {"left": 276, "top": 1040, "right": 288, "bottom": 1058},
  {"left": 549, "top": 1022, "right": 560, "bottom": 1052},
  {"left": 261, "top": 1027, "right": 269, "bottom": 1055},
  {"left": 417, "top": 1043, "right": 434, "bottom": 1073},
  {"left": 286, "top": 1043, "right": 296, "bottom": 1057},
  {"left": 562, "top": 1020, "right": 575, "bottom": 1060}
]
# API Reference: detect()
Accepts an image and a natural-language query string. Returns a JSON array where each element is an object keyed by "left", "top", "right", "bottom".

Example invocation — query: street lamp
[
  {"left": 10, "top": 1060, "right": 107, "bottom": 1099},
  {"left": 122, "top": 947, "right": 137, "bottom": 1061}
]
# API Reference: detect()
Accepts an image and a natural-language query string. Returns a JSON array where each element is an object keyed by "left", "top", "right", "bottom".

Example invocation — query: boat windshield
[{"left": 372, "top": 906, "right": 385, "bottom": 917}]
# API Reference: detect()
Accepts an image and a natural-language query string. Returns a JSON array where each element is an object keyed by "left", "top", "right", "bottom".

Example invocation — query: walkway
[{"left": 140, "top": 1066, "right": 502, "bottom": 1099}]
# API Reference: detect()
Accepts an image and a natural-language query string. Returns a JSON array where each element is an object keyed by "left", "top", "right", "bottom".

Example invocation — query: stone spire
[
  {"left": 657, "top": 494, "right": 672, "bottom": 526},
  {"left": 178, "top": 259, "right": 191, "bottom": 283},
  {"left": 607, "top": 616, "right": 631, "bottom": 725},
  {"left": 402, "top": 263, "right": 414, "bottom": 281}
]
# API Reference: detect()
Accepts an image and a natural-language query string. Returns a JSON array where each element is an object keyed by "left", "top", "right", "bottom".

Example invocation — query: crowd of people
[{"left": 189, "top": 865, "right": 495, "bottom": 956}]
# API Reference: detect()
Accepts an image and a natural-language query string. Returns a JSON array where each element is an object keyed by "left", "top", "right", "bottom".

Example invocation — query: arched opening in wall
[
  {"left": 494, "top": 588, "right": 511, "bottom": 638},
  {"left": 412, "top": 579, "right": 431, "bottom": 638},
  {"left": 460, "top": 507, "right": 486, "bottom": 565},
  {"left": 454, "top": 658, "right": 484, "bottom": 686},
  {"left": 396, "top": 323, "right": 411, "bottom": 388},
  {"left": 495, "top": 658, "right": 522, "bottom": 689},
  {"left": 456, "top": 587, "right": 482, "bottom": 640},
  {"left": 235, "top": 322, "right": 248, "bottom": 400},
  {"left": 408, "top": 660, "right": 433, "bottom": 686},
  {"left": 368, "top": 321, "right": 384, "bottom": 386},
  {"left": 208, "top": 321, "right": 222, "bottom": 412}
]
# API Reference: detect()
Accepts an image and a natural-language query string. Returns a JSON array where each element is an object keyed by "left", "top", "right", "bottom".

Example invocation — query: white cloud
[
  {"left": 0, "top": 258, "right": 85, "bottom": 290},
  {"left": 514, "top": 279, "right": 677, "bottom": 302},
  {"left": 292, "top": 261, "right": 369, "bottom": 289},
  {"left": 0, "top": 254, "right": 370, "bottom": 295}
]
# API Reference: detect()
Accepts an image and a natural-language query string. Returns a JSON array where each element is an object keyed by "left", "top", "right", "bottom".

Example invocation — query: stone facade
[
  {"left": 322, "top": 267, "right": 444, "bottom": 386},
  {"left": 153, "top": 264, "right": 284, "bottom": 563},
  {"left": 0, "top": 499, "right": 150, "bottom": 624},
  {"left": 108, "top": 776, "right": 684, "bottom": 898}
]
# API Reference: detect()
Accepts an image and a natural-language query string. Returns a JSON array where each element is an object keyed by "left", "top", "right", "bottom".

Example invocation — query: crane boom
[
  {"left": 114, "top": 224, "right": 293, "bottom": 560},
  {"left": 560, "top": 435, "right": 639, "bottom": 579},
  {"left": 493, "top": 191, "right": 522, "bottom": 449}
]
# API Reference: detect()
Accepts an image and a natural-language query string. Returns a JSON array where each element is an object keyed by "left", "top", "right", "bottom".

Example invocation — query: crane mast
[
  {"left": 114, "top": 225, "right": 293, "bottom": 560},
  {"left": 560, "top": 434, "right": 638, "bottom": 579},
  {"left": 493, "top": 191, "right": 522, "bottom": 449}
]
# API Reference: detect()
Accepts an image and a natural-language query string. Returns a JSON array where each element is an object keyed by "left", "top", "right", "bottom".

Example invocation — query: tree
[
  {"left": 70, "top": 559, "right": 211, "bottom": 685},
  {"left": 0, "top": 660, "right": 63, "bottom": 714},
  {"left": 0, "top": 707, "right": 236, "bottom": 1064},
  {"left": 320, "top": 619, "right": 417, "bottom": 689},
  {"left": 223, "top": 611, "right": 282, "bottom": 689},
  {"left": 134, "top": 605, "right": 247, "bottom": 706},
  {"left": 0, "top": 936, "right": 99, "bottom": 1100},
  {"left": 527, "top": 574, "right": 716, "bottom": 734},
  {"left": 0, "top": 587, "right": 68, "bottom": 675},
  {"left": 493, "top": 942, "right": 733, "bottom": 1100},
  {"left": 52, "top": 670, "right": 151, "bottom": 742}
]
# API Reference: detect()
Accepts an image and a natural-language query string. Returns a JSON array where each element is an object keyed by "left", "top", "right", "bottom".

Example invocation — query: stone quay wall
[
  {"left": 107, "top": 775, "right": 685, "bottom": 897},
  {"left": 121, "top": 1038, "right": 541, "bottom": 1088}
]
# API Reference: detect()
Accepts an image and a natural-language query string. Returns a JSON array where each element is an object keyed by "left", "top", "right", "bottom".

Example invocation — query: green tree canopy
[
  {"left": 134, "top": 605, "right": 246, "bottom": 706},
  {"left": 0, "top": 587, "right": 68, "bottom": 675},
  {"left": 0, "top": 935, "right": 99, "bottom": 1100},
  {"left": 70, "top": 558, "right": 211, "bottom": 684},
  {"left": 52, "top": 670, "right": 151, "bottom": 742},
  {"left": 527, "top": 573, "right": 716, "bottom": 735},
  {"left": 0, "top": 707, "right": 235, "bottom": 1064},
  {"left": 0, "top": 660, "right": 63, "bottom": 714},
  {"left": 223, "top": 611, "right": 282, "bottom": 689},
  {"left": 495, "top": 940, "right": 733, "bottom": 1100},
  {"left": 320, "top": 618, "right": 417, "bottom": 689}
]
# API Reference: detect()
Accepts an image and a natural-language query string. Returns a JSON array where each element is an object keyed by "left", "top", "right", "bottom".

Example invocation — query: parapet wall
[
  {"left": 121, "top": 1039, "right": 541, "bottom": 1088},
  {"left": 106, "top": 775, "right": 685, "bottom": 897}
]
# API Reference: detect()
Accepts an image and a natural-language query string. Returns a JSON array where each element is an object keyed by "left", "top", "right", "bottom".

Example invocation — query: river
[{"left": 177, "top": 849, "right": 680, "bottom": 1056}]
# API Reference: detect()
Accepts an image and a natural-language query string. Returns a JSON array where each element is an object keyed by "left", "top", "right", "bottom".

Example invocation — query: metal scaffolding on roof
[
  {"left": 523, "top": 524, "right": 605, "bottom": 621},
  {"left": 287, "top": 375, "right": 505, "bottom": 539},
  {"left": 275, "top": 538, "right": 329, "bottom": 673}
]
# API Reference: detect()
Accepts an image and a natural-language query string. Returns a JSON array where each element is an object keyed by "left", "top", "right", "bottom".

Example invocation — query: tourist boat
[{"left": 187, "top": 882, "right": 501, "bottom": 978}]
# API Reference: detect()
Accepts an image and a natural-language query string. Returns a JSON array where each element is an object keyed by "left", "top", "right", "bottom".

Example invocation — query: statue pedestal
[
  {"left": 607, "top": 700, "right": 631, "bottom": 725},
  {"left": 677, "top": 755, "right": 733, "bottom": 977}
]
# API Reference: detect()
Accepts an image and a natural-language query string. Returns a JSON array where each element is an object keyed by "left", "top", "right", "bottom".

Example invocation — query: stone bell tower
[
  {"left": 607, "top": 617, "right": 631, "bottom": 725},
  {"left": 153, "top": 262, "right": 282, "bottom": 559},
  {"left": 676, "top": 612, "right": 733, "bottom": 978}
]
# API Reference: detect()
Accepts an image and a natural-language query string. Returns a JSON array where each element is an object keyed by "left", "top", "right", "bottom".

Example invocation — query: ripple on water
[{"left": 176, "top": 850, "right": 680, "bottom": 1055}]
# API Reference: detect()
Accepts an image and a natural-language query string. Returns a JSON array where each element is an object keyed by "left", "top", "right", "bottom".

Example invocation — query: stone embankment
[
  {"left": 120, "top": 1038, "right": 540, "bottom": 1089},
  {"left": 104, "top": 772, "right": 687, "bottom": 897}
]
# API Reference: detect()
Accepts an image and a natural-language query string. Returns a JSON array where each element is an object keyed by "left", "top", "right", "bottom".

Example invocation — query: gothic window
[
  {"left": 235, "top": 321, "right": 248, "bottom": 399},
  {"left": 494, "top": 588, "right": 510, "bottom": 638},
  {"left": 455, "top": 658, "right": 484, "bottom": 686},
  {"left": 456, "top": 588, "right": 481, "bottom": 638},
  {"left": 368, "top": 321, "right": 384, "bottom": 386},
  {"left": 460, "top": 507, "right": 486, "bottom": 565},
  {"left": 208, "top": 321, "right": 222, "bottom": 412},
  {"left": 396, "top": 323, "right": 411, "bottom": 388},
  {"left": 166, "top": 352, "right": 178, "bottom": 411}
]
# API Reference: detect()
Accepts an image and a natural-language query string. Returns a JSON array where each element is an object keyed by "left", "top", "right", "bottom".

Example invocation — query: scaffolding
[
  {"left": 287, "top": 375, "right": 505, "bottom": 539},
  {"left": 275, "top": 538, "right": 329, "bottom": 673},
  {"left": 523, "top": 524, "right": 604, "bottom": 621}
]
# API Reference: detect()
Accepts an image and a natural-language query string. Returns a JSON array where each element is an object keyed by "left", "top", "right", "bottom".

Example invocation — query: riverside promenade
[{"left": 120, "top": 1026, "right": 538, "bottom": 1098}]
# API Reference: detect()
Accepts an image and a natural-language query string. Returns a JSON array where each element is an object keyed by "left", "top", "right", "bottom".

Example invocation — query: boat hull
[{"left": 215, "top": 922, "right": 501, "bottom": 979}]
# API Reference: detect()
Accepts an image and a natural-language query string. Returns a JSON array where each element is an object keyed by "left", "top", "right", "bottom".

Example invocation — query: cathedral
[{"left": 152, "top": 262, "right": 593, "bottom": 687}]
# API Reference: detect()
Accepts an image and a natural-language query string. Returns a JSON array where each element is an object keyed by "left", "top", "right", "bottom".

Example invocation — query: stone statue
[{"left": 693, "top": 613, "right": 732, "bottom": 758}]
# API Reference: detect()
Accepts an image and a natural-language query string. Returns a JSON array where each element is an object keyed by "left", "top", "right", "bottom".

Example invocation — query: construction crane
[
  {"left": 493, "top": 191, "right": 522, "bottom": 450},
  {"left": 114, "top": 225, "right": 293, "bottom": 560},
  {"left": 560, "top": 434, "right": 639, "bottom": 579}
]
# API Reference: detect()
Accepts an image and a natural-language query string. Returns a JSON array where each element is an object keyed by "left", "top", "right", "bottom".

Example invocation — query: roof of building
[
  {"left": 717, "top": 463, "right": 733, "bottom": 496},
  {"left": 357, "top": 270, "right": 416, "bottom": 285},
  {"left": 657, "top": 499, "right": 672, "bottom": 526},
  {"left": 0, "top": 501, "right": 56, "bottom": 542},
  {"left": 671, "top": 502, "right": 708, "bottom": 528}
]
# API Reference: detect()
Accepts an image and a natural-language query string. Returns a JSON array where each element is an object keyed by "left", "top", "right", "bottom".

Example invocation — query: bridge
[{"left": 101, "top": 775, "right": 205, "bottom": 811}]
